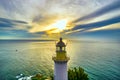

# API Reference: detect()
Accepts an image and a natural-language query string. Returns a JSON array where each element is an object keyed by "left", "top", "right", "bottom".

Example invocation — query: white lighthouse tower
[{"left": 52, "top": 38, "right": 70, "bottom": 80}]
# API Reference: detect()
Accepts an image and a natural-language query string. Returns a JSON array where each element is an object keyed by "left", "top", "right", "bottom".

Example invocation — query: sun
[
  {"left": 53, "top": 19, "right": 68, "bottom": 30},
  {"left": 46, "top": 19, "right": 68, "bottom": 34},
  {"left": 29, "top": 19, "right": 68, "bottom": 34}
]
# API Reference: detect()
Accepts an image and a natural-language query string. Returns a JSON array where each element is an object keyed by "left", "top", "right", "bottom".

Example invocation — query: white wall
[{"left": 54, "top": 62, "right": 68, "bottom": 80}]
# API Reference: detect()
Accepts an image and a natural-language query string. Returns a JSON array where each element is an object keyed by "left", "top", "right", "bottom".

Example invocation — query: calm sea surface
[{"left": 0, "top": 40, "right": 120, "bottom": 80}]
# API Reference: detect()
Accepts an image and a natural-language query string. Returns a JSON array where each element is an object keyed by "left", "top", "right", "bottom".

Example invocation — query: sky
[{"left": 0, "top": 0, "right": 120, "bottom": 41}]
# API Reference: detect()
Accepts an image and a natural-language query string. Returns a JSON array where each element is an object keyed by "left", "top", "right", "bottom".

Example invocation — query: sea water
[{"left": 0, "top": 40, "right": 120, "bottom": 80}]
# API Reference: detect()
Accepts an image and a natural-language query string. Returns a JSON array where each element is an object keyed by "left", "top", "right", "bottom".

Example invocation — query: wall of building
[{"left": 54, "top": 62, "right": 68, "bottom": 80}]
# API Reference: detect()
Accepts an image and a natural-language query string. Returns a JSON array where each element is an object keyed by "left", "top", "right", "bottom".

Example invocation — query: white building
[{"left": 52, "top": 38, "right": 70, "bottom": 80}]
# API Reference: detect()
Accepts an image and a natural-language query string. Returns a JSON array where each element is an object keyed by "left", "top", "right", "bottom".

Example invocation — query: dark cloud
[
  {"left": 73, "top": 0, "right": 120, "bottom": 23},
  {"left": 35, "top": 31, "right": 46, "bottom": 34},
  {"left": 12, "top": 20, "right": 28, "bottom": 24},
  {"left": 0, "top": 22, "right": 13, "bottom": 27},
  {"left": 0, "top": 17, "right": 28, "bottom": 28},
  {"left": 70, "top": 29, "right": 120, "bottom": 41},
  {"left": 72, "top": 15, "right": 120, "bottom": 32},
  {"left": 32, "top": 15, "right": 43, "bottom": 23}
]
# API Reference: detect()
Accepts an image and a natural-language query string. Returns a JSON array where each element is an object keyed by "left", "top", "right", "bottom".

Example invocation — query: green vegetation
[
  {"left": 31, "top": 67, "right": 89, "bottom": 80},
  {"left": 31, "top": 73, "right": 47, "bottom": 80},
  {"left": 68, "top": 67, "right": 89, "bottom": 80}
]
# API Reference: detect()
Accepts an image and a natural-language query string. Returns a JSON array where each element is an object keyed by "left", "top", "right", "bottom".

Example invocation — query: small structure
[{"left": 52, "top": 38, "right": 70, "bottom": 80}]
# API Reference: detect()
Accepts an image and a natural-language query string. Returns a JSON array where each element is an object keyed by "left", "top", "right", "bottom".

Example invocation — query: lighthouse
[{"left": 52, "top": 38, "right": 70, "bottom": 80}]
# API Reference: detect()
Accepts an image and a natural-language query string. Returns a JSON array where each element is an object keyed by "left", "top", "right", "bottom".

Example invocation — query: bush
[
  {"left": 68, "top": 67, "right": 89, "bottom": 80},
  {"left": 32, "top": 67, "right": 89, "bottom": 80},
  {"left": 31, "top": 73, "right": 46, "bottom": 80}
]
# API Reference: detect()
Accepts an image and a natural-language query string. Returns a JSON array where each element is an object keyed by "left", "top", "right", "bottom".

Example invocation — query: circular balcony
[{"left": 52, "top": 54, "right": 70, "bottom": 63}]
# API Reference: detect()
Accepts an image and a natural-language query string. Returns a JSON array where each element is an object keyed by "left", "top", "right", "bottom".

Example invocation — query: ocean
[{"left": 0, "top": 40, "right": 120, "bottom": 80}]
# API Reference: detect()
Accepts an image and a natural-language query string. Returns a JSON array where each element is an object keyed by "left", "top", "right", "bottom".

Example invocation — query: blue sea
[{"left": 0, "top": 40, "right": 120, "bottom": 80}]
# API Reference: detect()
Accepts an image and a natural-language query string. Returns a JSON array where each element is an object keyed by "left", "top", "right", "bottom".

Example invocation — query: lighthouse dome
[{"left": 56, "top": 38, "right": 66, "bottom": 47}]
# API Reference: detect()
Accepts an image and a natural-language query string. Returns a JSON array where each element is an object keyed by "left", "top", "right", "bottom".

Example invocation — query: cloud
[
  {"left": 66, "top": 15, "right": 120, "bottom": 34},
  {"left": 65, "top": 29, "right": 84, "bottom": 34},
  {"left": 73, "top": 0, "right": 120, "bottom": 23},
  {"left": 87, "top": 23, "right": 120, "bottom": 32},
  {"left": 0, "top": 0, "right": 120, "bottom": 39},
  {"left": 0, "top": 17, "right": 46, "bottom": 39},
  {"left": 0, "top": 17, "right": 29, "bottom": 31},
  {"left": 0, "top": 17, "right": 27, "bottom": 25}
]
